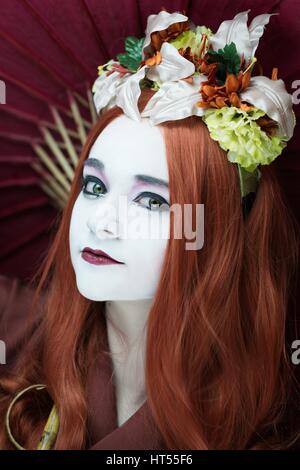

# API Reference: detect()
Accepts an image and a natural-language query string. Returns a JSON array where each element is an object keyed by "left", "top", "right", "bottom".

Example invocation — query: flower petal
[
  {"left": 146, "top": 42, "right": 195, "bottom": 83},
  {"left": 142, "top": 10, "right": 188, "bottom": 59},
  {"left": 248, "top": 13, "right": 275, "bottom": 57},
  {"left": 209, "top": 10, "right": 274, "bottom": 62},
  {"left": 115, "top": 65, "right": 148, "bottom": 121},
  {"left": 140, "top": 75, "right": 206, "bottom": 125},
  {"left": 239, "top": 76, "right": 296, "bottom": 139},
  {"left": 209, "top": 10, "right": 251, "bottom": 59},
  {"left": 92, "top": 70, "right": 128, "bottom": 114}
]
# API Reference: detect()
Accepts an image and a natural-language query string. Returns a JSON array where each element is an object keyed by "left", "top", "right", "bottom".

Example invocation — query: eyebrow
[
  {"left": 83, "top": 158, "right": 104, "bottom": 171},
  {"left": 83, "top": 158, "right": 169, "bottom": 189},
  {"left": 134, "top": 174, "right": 168, "bottom": 189}
]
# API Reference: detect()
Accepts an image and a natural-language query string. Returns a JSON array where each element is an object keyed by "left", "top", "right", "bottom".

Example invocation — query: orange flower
[
  {"left": 150, "top": 21, "right": 190, "bottom": 53},
  {"left": 198, "top": 71, "right": 253, "bottom": 110},
  {"left": 255, "top": 115, "right": 278, "bottom": 136},
  {"left": 198, "top": 66, "right": 279, "bottom": 136},
  {"left": 199, "top": 60, "right": 218, "bottom": 81},
  {"left": 145, "top": 50, "right": 162, "bottom": 67}
]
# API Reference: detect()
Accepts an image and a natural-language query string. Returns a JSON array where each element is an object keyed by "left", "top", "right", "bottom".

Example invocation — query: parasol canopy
[{"left": 0, "top": 0, "right": 299, "bottom": 281}]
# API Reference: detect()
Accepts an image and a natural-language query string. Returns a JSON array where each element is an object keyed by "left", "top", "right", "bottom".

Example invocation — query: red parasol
[{"left": 0, "top": 0, "right": 299, "bottom": 281}]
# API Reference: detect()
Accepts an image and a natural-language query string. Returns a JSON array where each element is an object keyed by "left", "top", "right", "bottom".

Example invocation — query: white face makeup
[{"left": 69, "top": 114, "right": 170, "bottom": 301}]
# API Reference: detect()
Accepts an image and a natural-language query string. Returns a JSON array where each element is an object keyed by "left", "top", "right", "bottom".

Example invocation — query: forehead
[{"left": 87, "top": 114, "right": 168, "bottom": 180}]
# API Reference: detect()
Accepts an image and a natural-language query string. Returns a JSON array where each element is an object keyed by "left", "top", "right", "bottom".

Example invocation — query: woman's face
[{"left": 69, "top": 114, "right": 170, "bottom": 301}]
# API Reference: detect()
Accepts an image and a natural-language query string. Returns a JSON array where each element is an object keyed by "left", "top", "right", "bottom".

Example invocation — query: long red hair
[{"left": 0, "top": 89, "right": 299, "bottom": 449}]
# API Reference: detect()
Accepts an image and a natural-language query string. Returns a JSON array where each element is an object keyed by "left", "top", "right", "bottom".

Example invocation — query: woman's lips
[{"left": 81, "top": 247, "right": 124, "bottom": 266}]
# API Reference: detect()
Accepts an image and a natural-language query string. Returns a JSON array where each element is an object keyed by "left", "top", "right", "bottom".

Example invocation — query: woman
[
  {"left": 1, "top": 8, "right": 300, "bottom": 450},
  {"left": 0, "top": 87, "right": 299, "bottom": 449}
]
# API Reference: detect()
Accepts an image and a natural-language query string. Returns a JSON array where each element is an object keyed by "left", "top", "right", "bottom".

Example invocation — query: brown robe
[
  {"left": 0, "top": 274, "right": 165, "bottom": 450},
  {"left": 2, "top": 274, "right": 300, "bottom": 450}
]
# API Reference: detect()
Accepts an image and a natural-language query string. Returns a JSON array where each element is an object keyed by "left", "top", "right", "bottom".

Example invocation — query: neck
[
  {"left": 105, "top": 299, "right": 152, "bottom": 351},
  {"left": 105, "top": 299, "right": 153, "bottom": 422}
]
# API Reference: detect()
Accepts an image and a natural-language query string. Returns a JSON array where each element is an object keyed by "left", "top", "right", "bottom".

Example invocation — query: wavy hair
[{"left": 0, "top": 88, "right": 299, "bottom": 449}]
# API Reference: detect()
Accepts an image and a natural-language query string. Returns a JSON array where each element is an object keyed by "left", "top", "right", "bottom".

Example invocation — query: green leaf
[
  {"left": 206, "top": 42, "right": 241, "bottom": 84},
  {"left": 237, "top": 164, "right": 261, "bottom": 198},
  {"left": 116, "top": 36, "right": 144, "bottom": 72}
]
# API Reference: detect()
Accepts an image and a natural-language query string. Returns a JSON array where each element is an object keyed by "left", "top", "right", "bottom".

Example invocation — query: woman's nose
[{"left": 87, "top": 203, "right": 119, "bottom": 240}]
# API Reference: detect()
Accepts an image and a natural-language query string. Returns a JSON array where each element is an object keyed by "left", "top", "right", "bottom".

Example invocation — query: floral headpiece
[{"left": 92, "top": 9, "right": 295, "bottom": 200}]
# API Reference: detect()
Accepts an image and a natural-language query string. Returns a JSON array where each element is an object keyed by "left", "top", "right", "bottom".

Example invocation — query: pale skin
[
  {"left": 105, "top": 299, "right": 152, "bottom": 425},
  {"left": 69, "top": 115, "right": 170, "bottom": 425}
]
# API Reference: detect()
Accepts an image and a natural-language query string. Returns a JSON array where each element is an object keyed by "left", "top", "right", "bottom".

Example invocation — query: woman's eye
[
  {"left": 81, "top": 175, "right": 106, "bottom": 197},
  {"left": 134, "top": 192, "right": 169, "bottom": 211}
]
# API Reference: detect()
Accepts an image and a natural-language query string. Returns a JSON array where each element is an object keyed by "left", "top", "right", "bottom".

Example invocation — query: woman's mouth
[{"left": 81, "top": 247, "right": 124, "bottom": 266}]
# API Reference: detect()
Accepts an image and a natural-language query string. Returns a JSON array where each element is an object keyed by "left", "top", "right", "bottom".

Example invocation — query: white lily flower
[
  {"left": 209, "top": 10, "right": 275, "bottom": 62},
  {"left": 142, "top": 10, "right": 188, "bottom": 60},
  {"left": 141, "top": 75, "right": 207, "bottom": 125},
  {"left": 146, "top": 42, "right": 195, "bottom": 82},
  {"left": 115, "top": 64, "right": 148, "bottom": 121},
  {"left": 92, "top": 69, "right": 130, "bottom": 115},
  {"left": 110, "top": 42, "right": 195, "bottom": 122},
  {"left": 240, "top": 76, "right": 296, "bottom": 139}
]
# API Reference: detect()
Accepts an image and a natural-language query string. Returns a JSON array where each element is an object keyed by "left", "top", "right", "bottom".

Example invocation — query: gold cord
[{"left": 5, "top": 384, "right": 59, "bottom": 450}]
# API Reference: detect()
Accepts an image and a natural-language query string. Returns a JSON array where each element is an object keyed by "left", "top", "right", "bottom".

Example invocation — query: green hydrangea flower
[
  {"left": 169, "top": 26, "right": 213, "bottom": 56},
  {"left": 202, "top": 106, "right": 287, "bottom": 172}
]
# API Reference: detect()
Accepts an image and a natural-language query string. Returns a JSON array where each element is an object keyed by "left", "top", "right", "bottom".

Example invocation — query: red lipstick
[{"left": 81, "top": 247, "right": 124, "bottom": 266}]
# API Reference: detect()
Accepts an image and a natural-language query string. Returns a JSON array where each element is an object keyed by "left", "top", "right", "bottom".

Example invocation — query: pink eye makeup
[
  {"left": 130, "top": 181, "right": 169, "bottom": 211},
  {"left": 81, "top": 158, "right": 169, "bottom": 210},
  {"left": 82, "top": 158, "right": 109, "bottom": 188}
]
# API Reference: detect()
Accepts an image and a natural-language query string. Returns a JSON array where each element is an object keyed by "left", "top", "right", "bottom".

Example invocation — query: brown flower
[
  {"left": 198, "top": 59, "right": 280, "bottom": 138},
  {"left": 198, "top": 71, "right": 253, "bottom": 110},
  {"left": 199, "top": 60, "right": 218, "bottom": 82},
  {"left": 255, "top": 67, "right": 279, "bottom": 136},
  {"left": 145, "top": 50, "right": 162, "bottom": 67},
  {"left": 255, "top": 115, "right": 278, "bottom": 136},
  {"left": 150, "top": 20, "right": 190, "bottom": 53}
]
